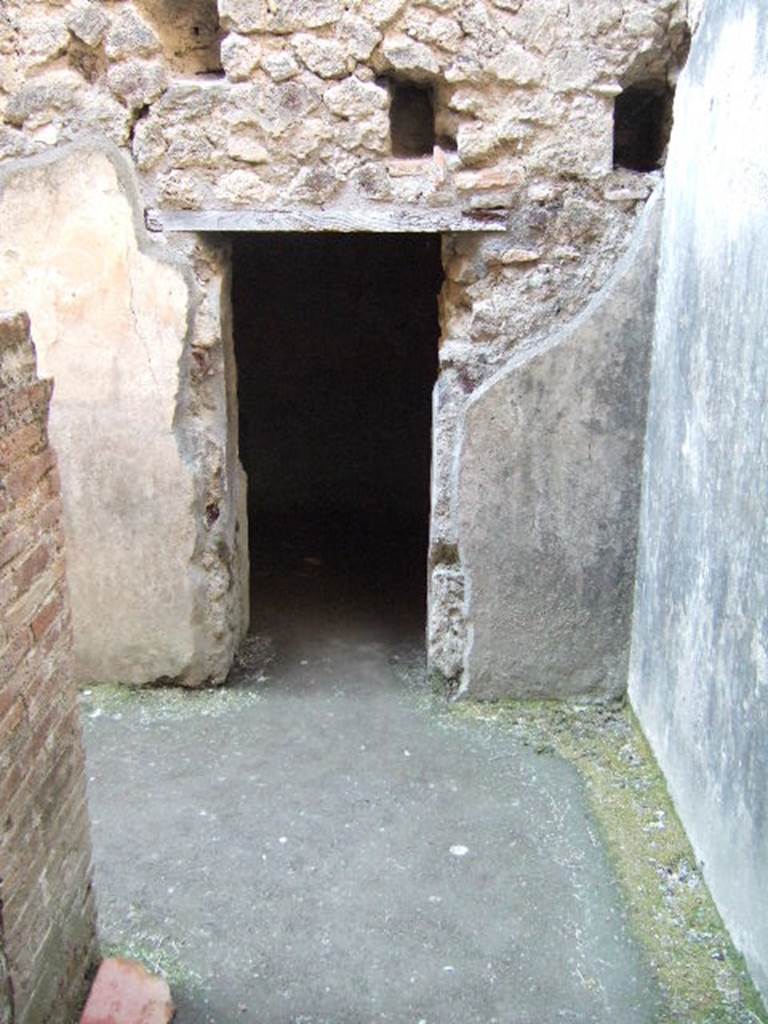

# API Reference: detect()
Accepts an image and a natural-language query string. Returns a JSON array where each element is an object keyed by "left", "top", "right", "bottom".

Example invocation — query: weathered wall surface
[
  {"left": 0, "top": 0, "right": 689, "bottom": 690},
  {"left": 0, "top": 146, "right": 245, "bottom": 686},
  {"left": 628, "top": 0, "right": 768, "bottom": 1001},
  {"left": 0, "top": 925, "right": 11, "bottom": 1024},
  {"left": 455, "top": 192, "right": 661, "bottom": 699},
  {"left": 0, "top": 311, "right": 97, "bottom": 1023},
  {"left": 0, "top": 0, "right": 688, "bottom": 210}
]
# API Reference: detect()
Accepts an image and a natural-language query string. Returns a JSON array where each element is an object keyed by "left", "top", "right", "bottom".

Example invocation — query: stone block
[
  {"left": 104, "top": 10, "right": 161, "bottom": 61},
  {"left": 337, "top": 16, "right": 381, "bottom": 61},
  {"left": 403, "top": 10, "right": 463, "bottom": 51},
  {"left": 324, "top": 77, "right": 388, "bottom": 119},
  {"left": 367, "top": 0, "right": 408, "bottom": 27},
  {"left": 107, "top": 61, "right": 168, "bottom": 112},
  {"left": 455, "top": 162, "right": 525, "bottom": 190},
  {"left": 227, "top": 130, "right": 269, "bottom": 164},
  {"left": 293, "top": 34, "right": 350, "bottom": 79},
  {"left": 66, "top": 4, "right": 110, "bottom": 48},
  {"left": 5, "top": 71, "right": 83, "bottom": 127},
  {"left": 80, "top": 959, "right": 174, "bottom": 1024},
  {"left": 381, "top": 34, "right": 441, "bottom": 78},
  {"left": 221, "top": 34, "right": 261, "bottom": 82},
  {"left": 456, "top": 123, "right": 498, "bottom": 165},
  {"left": 488, "top": 42, "right": 543, "bottom": 84},
  {"left": 261, "top": 50, "right": 300, "bottom": 82},
  {"left": 22, "top": 16, "right": 70, "bottom": 70},
  {"left": 220, "top": 0, "right": 345, "bottom": 35}
]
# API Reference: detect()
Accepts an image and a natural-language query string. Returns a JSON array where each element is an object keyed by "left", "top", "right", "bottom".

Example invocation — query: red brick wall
[{"left": 0, "top": 311, "right": 96, "bottom": 1024}]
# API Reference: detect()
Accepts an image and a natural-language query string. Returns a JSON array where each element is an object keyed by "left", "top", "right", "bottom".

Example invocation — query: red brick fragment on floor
[{"left": 80, "top": 958, "right": 175, "bottom": 1024}]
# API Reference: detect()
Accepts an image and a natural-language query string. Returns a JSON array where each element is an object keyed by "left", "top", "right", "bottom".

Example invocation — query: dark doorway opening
[{"left": 232, "top": 234, "right": 442, "bottom": 647}]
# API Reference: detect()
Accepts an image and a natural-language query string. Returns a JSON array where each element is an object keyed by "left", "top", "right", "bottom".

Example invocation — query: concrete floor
[{"left": 82, "top": 559, "right": 661, "bottom": 1024}]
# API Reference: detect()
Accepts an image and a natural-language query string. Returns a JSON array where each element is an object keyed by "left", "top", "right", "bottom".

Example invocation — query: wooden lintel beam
[{"left": 144, "top": 206, "right": 508, "bottom": 234}]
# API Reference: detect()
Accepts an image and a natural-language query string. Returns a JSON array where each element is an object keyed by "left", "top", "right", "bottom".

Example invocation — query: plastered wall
[
  {"left": 629, "top": 0, "right": 768, "bottom": 999},
  {"left": 0, "top": 148, "right": 248, "bottom": 687}
]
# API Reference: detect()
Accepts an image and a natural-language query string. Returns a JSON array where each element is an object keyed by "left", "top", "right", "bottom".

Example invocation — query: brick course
[{"left": 0, "top": 311, "right": 96, "bottom": 1024}]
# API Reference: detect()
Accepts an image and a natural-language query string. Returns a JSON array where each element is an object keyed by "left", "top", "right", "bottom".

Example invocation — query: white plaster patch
[{"left": 672, "top": 6, "right": 768, "bottom": 254}]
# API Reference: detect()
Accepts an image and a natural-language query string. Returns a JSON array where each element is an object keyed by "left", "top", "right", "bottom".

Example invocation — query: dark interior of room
[{"left": 232, "top": 233, "right": 442, "bottom": 643}]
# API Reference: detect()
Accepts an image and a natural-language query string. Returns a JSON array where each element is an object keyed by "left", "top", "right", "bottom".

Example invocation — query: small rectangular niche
[
  {"left": 388, "top": 81, "right": 436, "bottom": 158},
  {"left": 138, "top": 0, "right": 223, "bottom": 76},
  {"left": 613, "top": 83, "right": 673, "bottom": 172}
]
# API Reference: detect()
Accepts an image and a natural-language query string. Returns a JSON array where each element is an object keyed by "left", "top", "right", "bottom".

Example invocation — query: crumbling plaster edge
[
  {"left": 450, "top": 184, "right": 665, "bottom": 701},
  {"left": 0, "top": 137, "right": 193, "bottom": 289},
  {"left": 0, "top": 138, "right": 227, "bottom": 688}
]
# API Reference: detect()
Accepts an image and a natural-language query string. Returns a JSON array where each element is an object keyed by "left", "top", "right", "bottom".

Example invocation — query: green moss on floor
[
  {"left": 447, "top": 698, "right": 766, "bottom": 1024},
  {"left": 100, "top": 932, "right": 203, "bottom": 992},
  {"left": 78, "top": 680, "right": 264, "bottom": 724}
]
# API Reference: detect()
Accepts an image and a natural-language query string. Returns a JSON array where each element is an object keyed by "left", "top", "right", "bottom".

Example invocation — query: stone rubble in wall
[
  {"left": 0, "top": 0, "right": 688, "bottom": 207},
  {"left": 167, "top": 231, "right": 249, "bottom": 686}
]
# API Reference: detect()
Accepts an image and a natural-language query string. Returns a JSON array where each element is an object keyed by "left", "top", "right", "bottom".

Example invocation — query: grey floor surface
[{"left": 82, "top": 566, "right": 660, "bottom": 1024}]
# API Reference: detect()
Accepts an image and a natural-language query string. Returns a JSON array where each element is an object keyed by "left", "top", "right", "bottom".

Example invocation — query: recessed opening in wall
[
  {"left": 232, "top": 234, "right": 443, "bottom": 648},
  {"left": 388, "top": 81, "right": 436, "bottom": 157},
  {"left": 613, "top": 82, "right": 674, "bottom": 171},
  {"left": 137, "top": 0, "right": 223, "bottom": 75}
]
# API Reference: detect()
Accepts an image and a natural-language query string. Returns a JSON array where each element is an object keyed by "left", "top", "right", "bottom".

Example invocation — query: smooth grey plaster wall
[
  {"left": 628, "top": 0, "right": 768, "bottom": 1001},
  {"left": 456, "top": 193, "right": 662, "bottom": 700}
]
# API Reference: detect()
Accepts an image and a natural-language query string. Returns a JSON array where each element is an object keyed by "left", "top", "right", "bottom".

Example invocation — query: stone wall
[
  {"left": 0, "top": 311, "right": 97, "bottom": 1022},
  {"left": 628, "top": 0, "right": 768, "bottom": 1001},
  {"left": 0, "top": 0, "right": 690, "bottom": 693}
]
